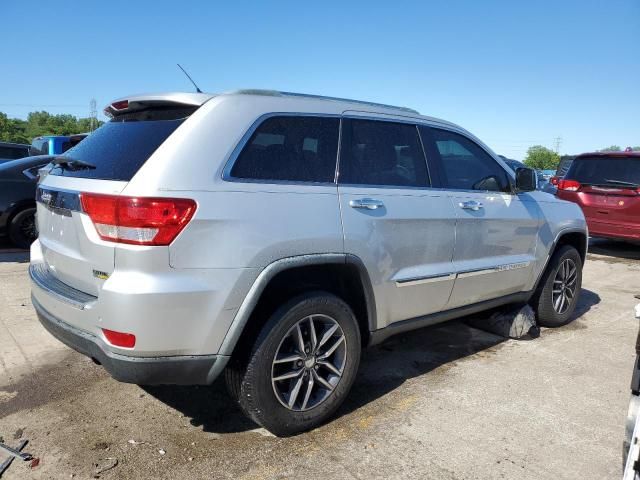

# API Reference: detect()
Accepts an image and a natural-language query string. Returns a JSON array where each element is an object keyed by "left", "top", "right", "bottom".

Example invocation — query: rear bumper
[
  {"left": 587, "top": 219, "right": 640, "bottom": 241},
  {"left": 32, "top": 295, "right": 228, "bottom": 385}
]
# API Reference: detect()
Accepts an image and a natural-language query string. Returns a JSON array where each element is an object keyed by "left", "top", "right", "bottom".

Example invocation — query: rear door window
[
  {"left": 338, "top": 118, "right": 429, "bottom": 187},
  {"left": 230, "top": 116, "right": 340, "bottom": 183},
  {"left": 565, "top": 156, "right": 640, "bottom": 186},
  {"left": 49, "top": 108, "right": 194, "bottom": 181}
]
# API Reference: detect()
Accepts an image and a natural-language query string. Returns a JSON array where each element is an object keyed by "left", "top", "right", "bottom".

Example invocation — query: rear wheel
[
  {"left": 225, "top": 291, "right": 361, "bottom": 436},
  {"left": 8, "top": 207, "right": 37, "bottom": 249},
  {"left": 533, "top": 245, "right": 582, "bottom": 327}
]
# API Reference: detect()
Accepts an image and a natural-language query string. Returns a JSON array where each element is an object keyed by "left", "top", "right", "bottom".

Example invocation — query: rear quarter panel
[{"left": 166, "top": 183, "right": 343, "bottom": 269}]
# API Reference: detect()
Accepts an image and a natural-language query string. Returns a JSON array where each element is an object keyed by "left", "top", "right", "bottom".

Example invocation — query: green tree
[
  {"left": 0, "top": 112, "right": 29, "bottom": 143},
  {"left": 523, "top": 145, "right": 560, "bottom": 170},
  {"left": 599, "top": 145, "right": 621, "bottom": 152},
  {"left": 0, "top": 110, "right": 103, "bottom": 144}
]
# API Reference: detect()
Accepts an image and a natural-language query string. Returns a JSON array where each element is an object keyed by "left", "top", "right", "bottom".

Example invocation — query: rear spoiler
[{"left": 104, "top": 92, "right": 215, "bottom": 117}]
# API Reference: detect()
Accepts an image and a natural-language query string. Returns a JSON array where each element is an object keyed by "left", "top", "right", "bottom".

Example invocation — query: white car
[{"left": 30, "top": 89, "right": 587, "bottom": 435}]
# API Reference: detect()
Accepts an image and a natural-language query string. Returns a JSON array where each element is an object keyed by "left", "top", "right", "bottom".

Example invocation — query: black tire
[
  {"left": 225, "top": 291, "right": 361, "bottom": 436},
  {"left": 8, "top": 207, "right": 37, "bottom": 249},
  {"left": 533, "top": 245, "right": 582, "bottom": 327}
]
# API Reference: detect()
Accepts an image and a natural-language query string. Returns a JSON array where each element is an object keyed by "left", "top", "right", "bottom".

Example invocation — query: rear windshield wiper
[
  {"left": 603, "top": 179, "right": 639, "bottom": 188},
  {"left": 51, "top": 156, "right": 96, "bottom": 171}
]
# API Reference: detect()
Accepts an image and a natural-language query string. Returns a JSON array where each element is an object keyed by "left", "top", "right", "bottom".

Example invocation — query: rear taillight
[
  {"left": 550, "top": 176, "right": 559, "bottom": 186},
  {"left": 558, "top": 179, "right": 581, "bottom": 192},
  {"left": 80, "top": 193, "right": 197, "bottom": 246},
  {"left": 102, "top": 328, "right": 136, "bottom": 348}
]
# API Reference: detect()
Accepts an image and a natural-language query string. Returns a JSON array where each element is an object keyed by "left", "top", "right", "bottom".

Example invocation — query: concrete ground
[{"left": 0, "top": 238, "right": 638, "bottom": 479}]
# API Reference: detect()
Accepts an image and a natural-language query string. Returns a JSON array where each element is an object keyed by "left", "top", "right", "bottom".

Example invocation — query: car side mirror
[{"left": 515, "top": 167, "right": 537, "bottom": 192}]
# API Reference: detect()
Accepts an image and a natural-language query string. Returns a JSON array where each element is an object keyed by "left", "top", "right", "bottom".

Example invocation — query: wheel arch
[
  {"left": 219, "top": 254, "right": 376, "bottom": 359},
  {"left": 5, "top": 199, "right": 36, "bottom": 227},
  {"left": 554, "top": 230, "right": 588, "bottom": 265},
  {"left": 533, "top": 228, "right": 588, "bottom": 292}
]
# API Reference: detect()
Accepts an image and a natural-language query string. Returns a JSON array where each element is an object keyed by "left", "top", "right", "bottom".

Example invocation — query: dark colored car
[
  {"left": 498, "top": 155, "right": 524, "bottom": 172},
  {"left": 0, "top": 155, "right": 53, "bottom": 248},
  {"left": 30, "top": 134, "right": 87, "bottom": 156},
  {"left": 556, "top": 151, "right": 640, "bottom": 241},
  {"left": 0, "top": 142, "right": 30, "bottom": 164}
]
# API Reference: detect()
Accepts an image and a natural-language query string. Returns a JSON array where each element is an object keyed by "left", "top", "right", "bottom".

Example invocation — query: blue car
[{"left": 30, "top": 133, "right": 87, "bottom": 156}]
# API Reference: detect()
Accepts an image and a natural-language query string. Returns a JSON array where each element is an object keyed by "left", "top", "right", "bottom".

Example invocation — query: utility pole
[
  {"left": 89, "top": 98, "right": 97, "bottom": 132},
  {"left": 553, "top": 136, "right": 563, "bottom": 155}
]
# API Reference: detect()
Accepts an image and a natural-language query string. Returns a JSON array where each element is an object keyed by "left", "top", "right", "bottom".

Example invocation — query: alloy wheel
[
  {"left": 20, "top": 213, "right": 37, "bottom": 241},
  {"left": 271, "top": 314, "right": 347, "bottom": 411},
  {"left": 552, "top": 258, "right": 578, "bottom": 314}
]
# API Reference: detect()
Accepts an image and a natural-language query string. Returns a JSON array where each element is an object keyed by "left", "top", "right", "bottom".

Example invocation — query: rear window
[
  {"left": 49, "top": 107, "right": 194, "bottom": 181},
  {"left": 230, "top": 116, "right": 340, "bottom": 183},
  {"left": 565, "top": 156, "right": 640, "bottom": 186},
  {"left": 30, "top": 139, "right": 50, "bottom": 156},
  {"left": 556, "top": 158, "right": 573, "bottom": 176}
]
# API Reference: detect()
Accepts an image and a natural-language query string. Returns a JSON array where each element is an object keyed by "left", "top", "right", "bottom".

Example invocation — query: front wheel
[
  {"left": 533, "top": 245, "right": 583, "bottom": 327},
  {"left": 225, "top": 291, "right": 361, "bottom": 436}
]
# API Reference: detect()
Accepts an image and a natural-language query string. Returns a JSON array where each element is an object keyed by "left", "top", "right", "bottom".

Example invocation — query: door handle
[
  {"left": 349, "top": 198, "right": 384, "bottom": 210},
  {"left": 459, "top": 200, "right": 483, "bottom": 211}
]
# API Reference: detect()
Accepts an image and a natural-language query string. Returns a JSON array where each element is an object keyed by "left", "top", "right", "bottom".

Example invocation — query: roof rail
[{"left": 229, "top": 89, "right": 420, "bottom": 115}]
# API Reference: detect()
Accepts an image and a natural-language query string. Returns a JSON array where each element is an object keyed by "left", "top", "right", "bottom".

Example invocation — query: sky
[{"left": 2, "top": 0, "right": 638, "bottom": 160}]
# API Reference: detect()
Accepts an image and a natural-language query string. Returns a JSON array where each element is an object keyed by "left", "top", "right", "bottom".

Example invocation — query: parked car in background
[
  {"left": 540, "top": 169, "right": 555, "bottom": 181},
  {"left": 499, "top": 156, "right": 551, "bottom": 192},
  {"left": 549, "top": 157, "right": 575, "bottom": 191},
  {"left": 556, "top": 151, "right": 640, "bottom": 241},
  {"left": 498, "top": 155, "right": 524, "bottom": 172},
  {"left": 30, "top": 90, "right": 587, "bottom": 435},
  {"left": 537, "top": 169, "right": 557, "bottom": 193},
  {"left": 0, "top": 155, "right": 54, "bottom": 248},
  {"left": 0, "top": 141, "right": 30, "bottom": 164},
  {"left": 30, "top": 133, "right": 88, "bottom": 156}
]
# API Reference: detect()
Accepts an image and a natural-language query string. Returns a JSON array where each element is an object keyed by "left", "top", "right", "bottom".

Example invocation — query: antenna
[{"left": 177, "top": 64, "right": 202, "bottom": 93}]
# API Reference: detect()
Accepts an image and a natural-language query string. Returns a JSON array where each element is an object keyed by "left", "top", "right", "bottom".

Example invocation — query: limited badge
[{"left": 92, "top": 269, "right": 109, "bottom": 280}]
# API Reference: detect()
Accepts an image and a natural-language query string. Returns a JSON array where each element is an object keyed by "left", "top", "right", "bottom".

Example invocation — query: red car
[{"left": 556, "top": 151, "right": 640, "bottom": 241}]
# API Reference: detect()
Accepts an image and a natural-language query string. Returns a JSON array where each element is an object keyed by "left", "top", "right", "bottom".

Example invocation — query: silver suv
[{"left": 30, "top": 90, "right": 587, "bottom": 435}]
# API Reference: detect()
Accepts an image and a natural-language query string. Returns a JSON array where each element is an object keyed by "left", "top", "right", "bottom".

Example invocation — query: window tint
[
  {"left": 0, "top": 146, "right": 29, "bottom": 160},
  {"left": 556, "top": 158, "right": 573, "bottom": 176},
  {"left": 30, "top": 139, "right": 49, "bottom": 156},
  {"left": 428, "top": 128, "right": 509, "bottom": 192},
  {"left": 566, "top": 156, "right": 640, "bottom": 185},
  {"left": 48, "top": 112, "right": 189, "bottom": 181},
  {"left": 339, "top": 119, "right": 429, "bottom": 187},
  {"left": 230, "top": 116, "right": 339, "bottom": 183}
]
